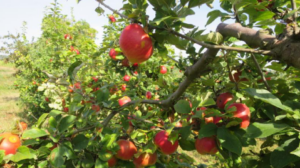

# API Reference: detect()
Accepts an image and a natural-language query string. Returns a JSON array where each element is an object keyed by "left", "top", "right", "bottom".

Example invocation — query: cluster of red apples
[{"left": 0, "top": 122, "right": 27, "bottom": 156}]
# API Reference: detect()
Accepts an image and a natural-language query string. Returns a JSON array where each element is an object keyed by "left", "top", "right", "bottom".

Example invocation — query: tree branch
[{"left": 291, "top": 0, "right": 297, "bottom": 21}]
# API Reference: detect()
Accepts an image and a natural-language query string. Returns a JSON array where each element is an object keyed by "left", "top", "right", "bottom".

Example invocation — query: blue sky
[{"left": 0, "top": 0, "right": 233, "bottom": 50}]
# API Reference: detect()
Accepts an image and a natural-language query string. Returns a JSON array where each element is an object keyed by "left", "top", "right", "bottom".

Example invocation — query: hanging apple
[{"left": 119, "top": 24, "right": 153, "bottom": 63}]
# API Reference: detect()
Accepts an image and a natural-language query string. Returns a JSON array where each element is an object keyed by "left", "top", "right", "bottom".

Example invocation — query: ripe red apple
[
  {"left": 216, "top": 92, "right": 234, "bottom": 109},
  {"left": 74, "top": 49, "right": 80, "bottom": 55},
  {"left": 133, "top": 152, "right": 157, "bottom": 167},
  {"left": 109, "top": 48, "right": 118, "bottom": 60},
  {"left": 227, "top": 103, "right": 251, "bottom": 128},
  {"left": 123, "top": 75, "right": 131, "bottom": 82},
  {"left": 63, "top": 107, "right": 69, "bottom": 113},
  {"left": 133, "top": 71, "right": 138, "bottom": 75},
  {"left": 64, "top": 34, "right": 72, "bottom": 40},
  {"left": 119, "top": 24, "right": 153, "bottom": 63},
  {"left": 45, "top": 97, "right": 50, "bottom": 102},
  {"left": 132, "top": 63, "right": 139, "bottom": 68},
  {"left": 74, "top": 82, "right": 81, "bottom": 89},
  {"left": 160, "top": 65, "right": 167, "bottom": 74},
  {"left": 0, "top": 133, "right": 21, "bottom": 155},
  {"left": 195, "top": 137, "right": 218, "bottom": 155},
  {"left": 92, "top": 104, "right": 100, "bottom": 112},
  {"left": 108, "top": 155, "right": 117, "bottom": 167},
  {"left": 121, "top": 84, "right": 126, "bottom": 92},
  {"left": 92, "top": 77, "right": 98, "bottom": 82},
  {"left": 122, "top": 58, "right": 130, "bottom": 67},
  {"left": 229, "top": 70, "right": 248, "bottom": 82},
  {"left": 109, "top": 15, "right": 116, "bottom": 23},
  {"left": 146, "top": 91, "right": 152, "bottom": 99},
  {"left": 118, "top": 96, "right": 131, "bottom": 106},
  {"left": 154, "top": 131, "right": 178, "bottom": 155},
  {"left": 116, "top": 139, "right": 137, "bottom": 160}
]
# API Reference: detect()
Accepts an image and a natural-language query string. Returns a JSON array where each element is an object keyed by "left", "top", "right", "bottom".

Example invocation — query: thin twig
[
  {"left": 291, "top": 0, "right": 297, "bottom": 21},
  {"left": 250, "top": 53, "right": 271, "bottom": 91},
  {"left": 223, "top": 50, "right": 239, "bottom": 91}
]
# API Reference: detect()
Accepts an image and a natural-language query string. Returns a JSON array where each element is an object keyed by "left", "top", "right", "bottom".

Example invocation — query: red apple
[
  {"left": 64, "top": 34, "right": 72, "bottom": 40},
  {"left": 133, "top": 71, "right": 138, "bottom": 75},
  {"left": 108, "top": 155, "right": 117, "bottom": 167},
  {"left": 116, "top": 139, "right": 137, "bottom": 160},
  {"left": 216, "top": 92, "right": 234, "bottom": 109},
  {"left": 123, "top": 75, "right": 130, "bottom": 82},
  {"left": 154, "top": 131, "right": 178, "bottom": 155},
  {"left": 160, "top": 65, "right": 167, "bottom": 74},
  {"left": 133, "top": 152, "right": 157, "bottom": 167},
  {"left": 45, "top": 97, "right": 50, "bottom": 102},
  {"left": 118, "top": 96, "right": 131, "bottom": 107},
  {"left": 227, "top": 103, "right": 251, "bottom": 128},
  {"left": 109, "top": 48, "right": 118, "bottom": 60},
  {"left": 92, "top": 104, "right": 100, "bottom": 112},
  {"left": 122, "top": 58, "right": 130, "bottom": 67},
  {"left": 121, "top": 84, "right": 126, "bottom": 92},
  {"left": 119, "top": 24, "right": 153, "bottom": 63},
  {"left": 132, "top": 63, "right": 139, "bottom": 68},
  {"left": 0, "top": 133, "right": 21, "bottom": 155},
  {"left": 92, "top": 77, "right": 98, "bottom": 82},
  {"left": 146, "top": 91, "right": 152, "bottom": 99},
  {"left": 63, "top": 107, "right": 69, "bottom": 113},
  {"left": 109, "top": 15, "right": 116, "bottom": 23},
  {"left": 195, "top": 137, "right": 218, "bottom": 155}
]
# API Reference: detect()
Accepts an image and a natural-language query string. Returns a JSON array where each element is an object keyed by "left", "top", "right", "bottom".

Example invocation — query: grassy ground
[{"left": 0, "top": 61, "right": 25, "bottom": 132}]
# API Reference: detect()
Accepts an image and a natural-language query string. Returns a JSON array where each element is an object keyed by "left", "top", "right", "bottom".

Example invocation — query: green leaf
[
  {"left": 194, "top": 32, "right": 223, "bottom": 44},
  {"left": 101, "top": 134, "right": 118, "bottom": 150},
  {"left": 271, "top": 138, "right": 300, "bottom": 168},
  {"left": 188, "top": 0, "right": 211, "bottom": 8},
  {"left": 95, "top": 7, "right": 104, "bottom": 16},
  {"left": 95, "top": 158, "right": 109, "bottom": 168},
  {"left": 22, "top": 128, "right": 48, "bottom": 139},
  {"left": 165, "top": 34, "right": 188, "bottom": 50},
  {"left": 199, "top": 123, "right": 218, "bottom": 139},
  {"left": 217, "top": 127, "right": 242, "bottom": 155},
  {"left": 81, "top": 152, "right": 95, "bottom": 168},
  {"left": 72, "top": 134, "right": 89, "bottom": 151},
  {"left": 10, "top": 146, "right": 37, "bottom": 162},
  {"left": 36, "top": 113, "right": 49, "bottom": 128},
  {"left": 96, "top": 88, "right": 110, "bottom": 102},
  {"left": 67, "top": 61, "right": 83, "bottom": 83},
  {"left": 49, "top": 146, "right": 64, "bottom": 167},
  {"left": 179, "top": 125, "right": 192, "bottom": 139},
  {"left": 246, "top": 122, "right": 288, "bottom": 138},
  {"left": 174, "top": 100, "right": 192, "bottom": 114},
  {"left": 206, "top": 10, "right": 227, "bottom": 26},
  {"left": 58, "top": 115, "right": 77, "bottom": 133},
  {"left": 179, "top": 138, "right": 195, "bottom": 151},
  {"left": 0, "top": 150, "right": 5, "bottom": 163},
  {"left": 180, "top": 0, "right": 189, "bottom": 6},
  {"left": 245, "top": 88, "right": 294, "bottom": 113},
  {"left": 178, "top": 7, "right": 195, "bottom": 17}
]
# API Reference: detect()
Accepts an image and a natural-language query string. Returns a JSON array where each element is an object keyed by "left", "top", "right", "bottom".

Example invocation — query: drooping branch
[{"left": 250, "top": 53, "right": 271, "bottom": 91}]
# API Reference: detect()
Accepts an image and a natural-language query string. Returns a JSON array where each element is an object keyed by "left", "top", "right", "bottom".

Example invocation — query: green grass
[{"left": 0, "top": 60, "right": 25, "bottom": 133}]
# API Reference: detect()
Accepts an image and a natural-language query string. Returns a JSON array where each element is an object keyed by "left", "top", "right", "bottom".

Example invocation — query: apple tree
[{"left": 1, "top": 0, "right": 300, "bottom": 168}]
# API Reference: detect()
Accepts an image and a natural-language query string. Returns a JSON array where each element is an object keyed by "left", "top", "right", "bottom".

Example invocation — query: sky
[{"left": 0, "top": 0, "right": 233, "bottom": 54}]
